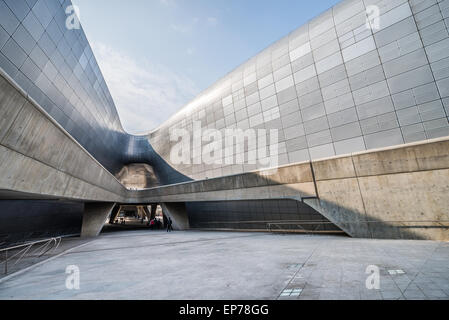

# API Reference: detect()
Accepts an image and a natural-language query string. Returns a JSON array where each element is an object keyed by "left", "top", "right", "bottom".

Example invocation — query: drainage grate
[
  {"left": 388, "top": 269, "right": 406, "bottom": 275},
  {"left": 280, "top": 288, "right": 303, "bottom": 297}
]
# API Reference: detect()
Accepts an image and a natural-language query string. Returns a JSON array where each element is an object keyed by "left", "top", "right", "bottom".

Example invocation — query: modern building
[{"left": 0, "top": 0, "right": 448, "bottom": 243}]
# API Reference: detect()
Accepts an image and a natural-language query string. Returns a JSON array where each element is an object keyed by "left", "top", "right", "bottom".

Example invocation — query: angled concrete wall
[
  {"left": 161, "top": 203, "right": 190, "bottom": 230},
  {"left": 0, "top": 71, "right": 127, "bottom": 203},
  {"left": 81, "top": 202, "right": 116, "bottom": 238},
  {"left": 129, "top": 162, "right": 316, "bottom": 203},
  {"left": 0, "top": 200, "right": 83, "bottom": 244},
  {"left": 306, "top": 137, "right": 449, "bottom": 240},
  {"left": 134, "top": 137, "right": 449, "bottom": 240}
]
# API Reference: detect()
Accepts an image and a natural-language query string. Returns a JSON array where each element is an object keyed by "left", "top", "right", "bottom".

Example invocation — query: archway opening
[{"left": 101, "top": 204, "right": 165, "bottom": 234}]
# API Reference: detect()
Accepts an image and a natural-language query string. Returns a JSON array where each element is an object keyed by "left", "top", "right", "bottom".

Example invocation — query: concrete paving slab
[{"left": 0, "top": 231, "right": 448, "bottom": 300}]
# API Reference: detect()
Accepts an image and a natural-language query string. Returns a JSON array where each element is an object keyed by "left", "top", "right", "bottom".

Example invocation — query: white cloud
[
  {"left": 207, "top": 17, "right": 219, "bottom": 26},
  {"left": 92, "top": 42, "right": 199, "bottom": 134}
]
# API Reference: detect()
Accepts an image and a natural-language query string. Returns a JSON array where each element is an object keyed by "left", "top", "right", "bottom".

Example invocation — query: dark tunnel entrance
[
  {"left": 100, "top": 200, "right": 348, "bottom": 236},
  {"left": 186, "top": 199, "right": 348, "bottom": 236},
  {"left": 101, "top": 204, "right": 166, "bottom": 234}
]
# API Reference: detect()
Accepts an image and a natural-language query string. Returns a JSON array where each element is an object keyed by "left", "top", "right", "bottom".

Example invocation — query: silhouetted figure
[{"left": 167, "top": 217, "right": 173, "bottom": 232}]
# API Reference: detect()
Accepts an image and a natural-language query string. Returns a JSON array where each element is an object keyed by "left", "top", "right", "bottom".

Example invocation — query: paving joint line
[
  {"left": 65, "top": 234, "right": 264, "bottom": 255},
  {"left": 277, "top": 241, "right": 322, "bottom": 299}
]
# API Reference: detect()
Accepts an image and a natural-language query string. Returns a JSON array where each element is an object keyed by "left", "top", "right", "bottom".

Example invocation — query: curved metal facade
[
  {"left": 0, "top": 0, "right": 130, "bottom": 175},
  {"left": 2, "top": 0, "right": 449, "bottom": 241},
  {"left": 148, "top": 0, "right": 449, "bottom": 182},
  {"left": 1, "top": 0, "right": 448, "bottom": 186}
]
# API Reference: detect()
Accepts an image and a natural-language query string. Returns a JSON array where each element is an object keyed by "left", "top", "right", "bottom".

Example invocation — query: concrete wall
[
  {"left": 306, "top": 137, "right": 449, "bottom": 240},
  {"left": 0, "top": 200, "right": 83, "bottom": 245},
  {"left": 0, "top": 71, "right": 127, "bottom": 203},
  {"left": 135, "top": 137, "right": 449, "bottom": 240},
  {"left": 161, "top": 203, "right": 190, "bottom": 230},
  {"left": 130, "top": 162, "right": 316, "bottom": 203},
  {"left": 0, "top": 68, "right": 126, "bottom": 243},
  {"left": 81, "top": 202, "right": 116, "bottom": 238},
  {"left": 187, "top": 199, "right": 341, "bottom": 233},
  {"left": 116, "top": 164, "right": 160, "bottom": 189}
]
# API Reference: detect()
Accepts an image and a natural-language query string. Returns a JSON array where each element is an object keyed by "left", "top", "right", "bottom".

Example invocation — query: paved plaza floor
[{"left": 0, "top": 231, "right": 448, "bottom": 300}]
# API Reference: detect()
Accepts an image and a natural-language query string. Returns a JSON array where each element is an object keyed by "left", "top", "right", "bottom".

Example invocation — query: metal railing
[
  {"left": 266, "top": 220, "right": 449, "bottom": 235},
  {"left": 0, "top": 237, "right": 62, "bottom": 275},
  {"left": 266, "top": 220, "right": 339, "bottom": 235},
  {"left": 191, "top": 220, "right": 341, "bottom": 234}
]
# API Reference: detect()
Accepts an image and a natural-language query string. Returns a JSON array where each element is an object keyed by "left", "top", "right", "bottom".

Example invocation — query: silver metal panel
[{"left": 1, "top": 0, "right": 448, "bottom": 185}]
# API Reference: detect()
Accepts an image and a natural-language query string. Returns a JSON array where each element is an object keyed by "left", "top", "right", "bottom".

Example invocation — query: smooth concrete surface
[
  {"left": 306, "top": 138, "right": 449, "bottom": 240},
  {"left": 0, "top": 231, "right": 448, "bottom": 300},
  {"left": 0, "top": 200, "right": 84, "bottom": 244},
  {"left": 150, "top": 205, "right": 157, "bottom": 220},
  {"left": 108, "top": 205, "right": 121, "bottom": 224},
  {"left": 0, "top": 72, "right": 127, "bottom": 203},
  {"left": 80, "top": 203, "right": 116, "bottom": 238},
  {"left": 142, "top": 206, "right": 151, "bottom": 221},
  {"left": 130, "top": 162, "right": 316, "bottom": 202},
  {"left": 161, "top": 203, "right": 190, "bottom": 230},
  {"left": 133, "top": 137, "right": 449, "bottom": 240}
]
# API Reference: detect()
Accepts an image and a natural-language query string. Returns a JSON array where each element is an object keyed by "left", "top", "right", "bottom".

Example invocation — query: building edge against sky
[
  {"left": 148, "top": 0, "right": 449, "bottom": 182},
  {"left": 0, "top": 0, "right": 448, "bottom": 242}
]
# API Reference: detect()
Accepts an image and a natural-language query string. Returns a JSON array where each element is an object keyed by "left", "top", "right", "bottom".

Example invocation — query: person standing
[{"left": 167, "top": 217, "right": 173, "bottom": 232}]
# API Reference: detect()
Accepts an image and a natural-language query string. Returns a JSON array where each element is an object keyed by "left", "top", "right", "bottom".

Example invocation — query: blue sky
[{"left": 72, "top": 0, "right": 341, "bottom": 134}]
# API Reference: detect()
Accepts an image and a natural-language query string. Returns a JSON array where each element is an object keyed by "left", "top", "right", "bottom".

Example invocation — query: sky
[{"left": 71, "top": 0, "right": 341, "bottom": 134}]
